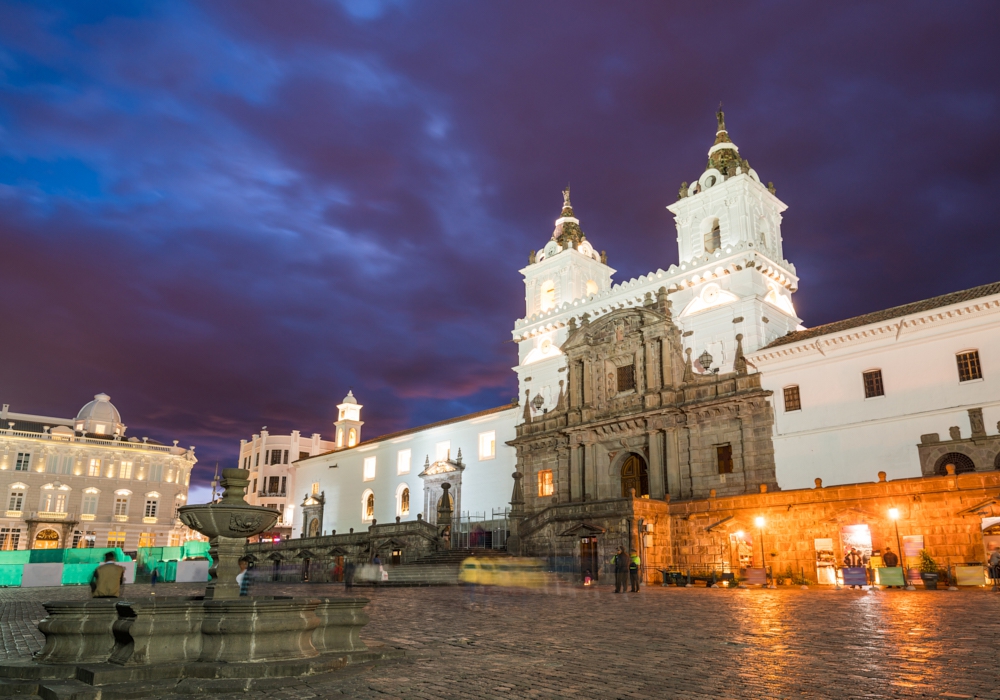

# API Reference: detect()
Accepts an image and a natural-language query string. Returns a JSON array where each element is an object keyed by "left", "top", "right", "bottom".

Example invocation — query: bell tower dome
[{"left": 333, "top": 390, "right": 363, "bottom": 449}]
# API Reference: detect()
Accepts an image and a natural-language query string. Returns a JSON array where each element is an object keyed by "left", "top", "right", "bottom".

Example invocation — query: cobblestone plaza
[{"left": 2, "top": 582, "right": 998, "bottom": 699}]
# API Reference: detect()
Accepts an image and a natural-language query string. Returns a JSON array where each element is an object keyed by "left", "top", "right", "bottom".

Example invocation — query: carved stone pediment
[
  {"left": 562, "top": 307, "right": 663, "bottom": 353},
  {"left": 419, "top": 459, "right": 464, "bottom": 477}
]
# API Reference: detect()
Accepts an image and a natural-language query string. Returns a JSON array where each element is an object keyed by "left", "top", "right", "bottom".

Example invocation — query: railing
[
  {"left": 258, "top": 491, "right": 287, "bottom": 497},
  {"left": 451, "top": 509, "right": 510, "bottom": 550},
  {"left": 5, "top": 510, "right": 22, "bottom": 518},
  {"left": 36, "top": 511, "right": 68, "bottom": 520},
  {"left": 80, "top": 514, "right": 95, "bottom": 521},
  {"left": 0, "top": 428, "right": 181, "bottom": 454},
  {"left": 143, "top": 516, "right": 157, "bottom": 524},
  {"left": 113, "top": 514, "right": 128, "bottom": 522}
]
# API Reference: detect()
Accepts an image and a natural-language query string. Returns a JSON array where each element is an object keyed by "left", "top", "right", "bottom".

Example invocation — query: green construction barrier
[
  {"left": 28, "top": 549, "right": 63, "bottom": 564},
  {"left": 0, "top": 550, "right": 31, "bottom": 565},
  {"left": 0, "top": 565, "right": 23, "bottom": 587},
  {"left": 63, "top": 547, "right": 127, "bottom": 564}
]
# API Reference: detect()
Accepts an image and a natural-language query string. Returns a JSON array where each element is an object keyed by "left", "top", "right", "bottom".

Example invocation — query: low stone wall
[{"left": 666, "top": 470, "right": 1000, "bottom": 582}]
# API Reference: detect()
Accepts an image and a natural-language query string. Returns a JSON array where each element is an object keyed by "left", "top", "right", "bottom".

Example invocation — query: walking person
[
  {"left": 344, "top": 559, "right": 356, "bottom": 592},
  {"left": 629, "top": 550, "right": 641, "bottom": 593},
  {"left": 91, "top": 552, "right": 126, "bottom": 599},
  {"left": 373, "top": 554, "right": 383, "bottom": 588},
  {"left": 613, "top": 547, "right": 627, "bottom": 594}
]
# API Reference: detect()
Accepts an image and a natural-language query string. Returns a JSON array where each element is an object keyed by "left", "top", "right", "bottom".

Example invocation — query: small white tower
[
  {"left": 333, "top": 390, "right": 363, "bottom": 449},
  {"left": 666, "top": 111, "right": 801, "bottom": 369}
]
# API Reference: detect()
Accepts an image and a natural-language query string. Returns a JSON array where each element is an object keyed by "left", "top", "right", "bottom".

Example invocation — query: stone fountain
[{"left": 0, "top": 469, "right": 399, "bottom": 696}]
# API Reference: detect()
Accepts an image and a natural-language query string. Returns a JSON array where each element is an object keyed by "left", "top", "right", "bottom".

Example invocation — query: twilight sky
[{"left": 1, "top": 1, "right": 998, "bottom": 498}]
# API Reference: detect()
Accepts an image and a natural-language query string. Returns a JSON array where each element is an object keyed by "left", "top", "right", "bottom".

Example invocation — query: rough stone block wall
[{"left": 665, "top": 471, "right": 1000, "bottom": 582}]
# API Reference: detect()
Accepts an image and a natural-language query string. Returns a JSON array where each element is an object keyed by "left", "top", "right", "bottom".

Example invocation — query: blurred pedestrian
[
  {"left": 629, "top": 550, "right": 641, "bottom": 592},
  {"left": 844, "top": 548, "right": 864, "bottom": 589},
  {"left": 150, "top": 567, "right": 159, "bottom": 587},
  {"left": 882, "top": 547, "right": 900, "bottom": 588},
  {"left": 988, "top": 548, "right": 1000, "bottom": 589},
  {"left": 237, "top": 557, "right": 252, "bottom": 597},
  {"left": 344, "top": 559, "right": 356, "bottom": 591},
  {"left": 613, "top": 547, "right": 627, "bottom": 593}
]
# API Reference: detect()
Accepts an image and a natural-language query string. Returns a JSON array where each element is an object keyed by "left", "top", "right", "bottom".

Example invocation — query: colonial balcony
[
  {"left": 37, "top": 511, "right": 68, "bottom": 520},
  {"left": 80, "top": 513, "right": 96, "bottom": 521},
  {"left": 258, "top": 490, "right": 287, "bottom": 497},
  {"left": 0, "top": 426, "right": 184, "bottom": 454},
  {"left": 113, "top": 514, "right": 129, "bottom": 522},
  {"left": 143, "top": 516, "right": 157, "bottom": 524},
  {"left": 5, "top": 510, "right": 22, "bottom": 518}
]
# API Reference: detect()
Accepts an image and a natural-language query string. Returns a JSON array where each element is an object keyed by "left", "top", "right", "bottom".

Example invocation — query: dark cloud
[{"left": 1, "top": 0, "right": 998, "bottom": 489}]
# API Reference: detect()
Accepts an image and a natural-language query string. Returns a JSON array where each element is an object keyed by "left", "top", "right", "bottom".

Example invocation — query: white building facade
[
  {"left": 280, "top": 111, "right": 1000, "bottom": 539},
  {"left": 0, "top": 394, "right": 197, "bottom": 551}
]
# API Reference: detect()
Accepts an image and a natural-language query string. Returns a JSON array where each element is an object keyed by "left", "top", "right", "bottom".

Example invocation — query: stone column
[
  {"left": 556, "top": 445, "right": 570, "bottom": 503},
  {"left": 584, "top": 442, "right": 598, "bottom": 501},
  {"left": 648, "top": 430, "right": 665, "bottom": 499},
  {"left": 569, "top": 444, "right": 582, "bottom": 502},
  {"left": 205, "top": 536, "right": 245, "bottom": 600},
  {"left": 665, "top": 427, "right": 682, "bottom": 499}
]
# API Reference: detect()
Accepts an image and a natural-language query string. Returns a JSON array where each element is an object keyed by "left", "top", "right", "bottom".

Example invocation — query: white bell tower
[
  {"left": 514, "top": 188, "right": 615, "bottom": 420},
  {"left": 333, "top": 390, "right": 363, "bottom": 449},
  {"left": 666, "top": 111, "right": 801, "bottom": 369}
]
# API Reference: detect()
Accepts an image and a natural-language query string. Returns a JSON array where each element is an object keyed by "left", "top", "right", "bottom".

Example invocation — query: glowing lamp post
[
  {"left": 889, "top": 507, "right": 905, "bottom": 575},
  {"left": 755, "top": 516, "right": 774, "bottom": 586}
]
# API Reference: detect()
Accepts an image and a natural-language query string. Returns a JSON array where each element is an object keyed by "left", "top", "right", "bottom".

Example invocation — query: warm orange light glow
[
  {"left": 735, "top": 530, "right": 744, "bottom": 538},
  {"left": 754, "top": 516, "right": 765, "bottom": 528},
  {"left": 888, "top": 507, "right": 899, "bottom": 520}
]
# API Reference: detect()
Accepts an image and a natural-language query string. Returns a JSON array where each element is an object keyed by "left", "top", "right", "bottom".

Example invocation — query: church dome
[
  {"left": 341, "top": 390, "right": 358, "bottom": 405},
  {"left": 75, "top": 393, "right": 125, "bottom": 437}
]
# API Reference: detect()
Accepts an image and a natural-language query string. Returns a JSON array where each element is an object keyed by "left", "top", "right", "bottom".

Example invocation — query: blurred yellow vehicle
[{"left": 460, "top": 556, "right": 548, "bottom": 588}]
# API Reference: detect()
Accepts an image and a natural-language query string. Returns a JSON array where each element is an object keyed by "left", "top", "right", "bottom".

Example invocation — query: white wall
[
  {"left": 291, "top": 407, "right": 518, "bottom": 536},
  {"left": 751, "top": 298, "right": 1000, "bottom": 489}
]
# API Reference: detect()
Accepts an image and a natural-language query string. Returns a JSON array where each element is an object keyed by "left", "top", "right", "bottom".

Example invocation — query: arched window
[
  {"left": 585, "top": 280, "right": 599, "bottom": 297},
  {"left": 348, "top": 428, "right": 357, "bottom": 447},
  {"left": 935, "top": 452, "right": 976, "bottom": 475},
  {"left": 308, "top": 518, "right": 320, "bottom": 537},
  {"left": 540, "top": 280, "right": 556, "bottom": 311},
  {"left": 336, "top": 428, "right": 344, "bottom": 448},
  {"left": 397, "top": 484, "right": 410, "bottom": 517},
  {"left": 362, "top": 490, "right": 375, "bottom": 522},
  {"left": 703, "top": 217, "right": 721, "bottom": 254},
  {"left": 620, "top": 454, "right": 649, "bottom": 498}
]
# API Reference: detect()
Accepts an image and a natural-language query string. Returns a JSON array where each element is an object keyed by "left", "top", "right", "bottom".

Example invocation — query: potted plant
[
  {"left": 782, "top": 564, "right": 794, "bottom": 586},
  {"left": 918, "top": 550, "right": 939, "bottom": 590}
]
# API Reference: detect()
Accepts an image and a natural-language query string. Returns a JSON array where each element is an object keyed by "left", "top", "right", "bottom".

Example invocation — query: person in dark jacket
[
  {"left": 629, "top": 551, "right": 641, "bottom": 592},
  {"left": 91, "top": 552, "right": 125, "bottom": 598},
  {"left": 843, "top": 548, "right": 864, "bottom": 589},
  {"left": 882, "top": 547, "right": 900, "bottom": 588},
  {"left": 344, "top": 559, "right": 356, "bottom": 591},
  {"left": 612, "top": 547, "right": 627, "bottom": 593}
]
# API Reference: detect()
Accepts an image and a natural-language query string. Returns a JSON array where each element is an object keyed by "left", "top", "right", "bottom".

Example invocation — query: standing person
[
  {"left": 613, "top": 547, "right": 627, "bottom": 594},
  {"left": 344, "top": 559, "right": 356, "bottom": 591},
  {"left": 882, "top": 547, "right": 900, "bottom": 589},
  {"left": 372, "top": 554, "right": 383, "bottom": 588},
  {"left": 91, "top": 552, "right": 125, "bottom": 599},
  {"left": 629, "top": 550, "right": 641, "bottom": 593},
  {"left": 988, "top": 548, "right": 1000, "bottom": 589},
  {"left": 844, "top": 548, "right": 864, "bottom": 589},
  {"left": 150, "top": 567, "right": 159, "bottom": 588},
  {"left": 237, "top": 557, "right": 252, "bottom": 597}
]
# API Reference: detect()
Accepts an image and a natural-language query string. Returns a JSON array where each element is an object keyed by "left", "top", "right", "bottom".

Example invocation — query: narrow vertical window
[
  {"left": 478, "top": 431, "right": 496, "bottom": 460},
  {"left": 783, "top": 385, "right": 801, "bottom": 412},
  {"left": 537, "top": 469, "right": 554, "bottom": 497},
  {"left": 717, "top": 444, "right": 734, "bottom": 474},
  {"left": 363, "top": 457, "right": 376, "bottom": 481},
  {"left": 88, "top": 459, "right": 101, "bottom": 477},
  {"left": 397, "top": 449, "right": 412, "bottom": 475},
  {"left": 862, "top": 369, "right": 884, "bottom": 398},
  {"left": 956, "top": 350, "right": 982, "bottom": 382}
]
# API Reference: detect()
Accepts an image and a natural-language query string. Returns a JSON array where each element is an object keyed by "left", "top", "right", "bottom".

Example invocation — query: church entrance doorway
[
  {"left": 620, "top": 454, "right": 649, "bottom": 498},
  {"left": 580, "top": 536, "right": 599, "bottom": 583}
]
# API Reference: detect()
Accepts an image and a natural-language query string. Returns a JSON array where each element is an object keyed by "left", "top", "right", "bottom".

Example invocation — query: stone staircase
[{"left": 357, "top": 549, "right": 511, "bottom": 587}]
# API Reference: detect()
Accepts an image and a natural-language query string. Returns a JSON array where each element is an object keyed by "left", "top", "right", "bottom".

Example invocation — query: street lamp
[
  {"left": 755, "top": 516, "right": 772, "bottom": 585},
  {"left": 889, "top": 507, "right": 905, "bottom": 577}
]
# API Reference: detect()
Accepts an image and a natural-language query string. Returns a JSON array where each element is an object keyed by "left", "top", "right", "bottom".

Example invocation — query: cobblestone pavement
[{"left": 2, "top": 582, "right": 1000, "bottom": 699}]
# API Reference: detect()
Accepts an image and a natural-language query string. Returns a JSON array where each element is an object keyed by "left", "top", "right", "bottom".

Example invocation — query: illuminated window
[
  {"left": 783, "top": 385, "right": 801, "bottom": 412},
  {"left": 363, "top": 457, "right": 376, "bottom": 481},
  {"left": 348, "top": 428, "right": 357, "bottom": 447},
  {"left": 40, "top": 491, "right": 67, "bottom": 514},
  {"left": 311, "top": 482, "right": 320, "bottom": 495},
  {"left": 397, "top": 484, "right": 410, "bottom": 517},
  {"left": 537, "top": 470, "right": 554, "bottom": 497},
  {"left": 435, "top": 441, "right": 451, "bottom": 462},
  {"left": 138, "top": 532, "right": 155, "bottom": 548},
  {"left": 717, "top": 444, "right": 734, "bottom": 474},
  {"left": 144, "top": 498, "right": 158, "bottom": 518},
  {"left": 863, "top": 369, "right": 884, "bottom": 398},
  {"left": 397, "top": 449, "right": 411, "bottom": 474},
  {"left": 956, "top": 350, "right": 982, "bottom": 382},
  {"left": 0, "top": 527, "right": 21, "bottom": 551},
  {"left": 540, "top": 280, "right": 556, "bottom": 311},
  {"left": 362, "top": 490, "right": 374, "bottom": 521},
  {"left": 119, "top": 461, "right": 133, "bottom": 479},
  {"left": 94, "top": 423, "right": 106, "bottom": 435},
  {"left": 703, "top": 217, "right": 721, "bottom": 253},
  {"left": 107, "top": 532, "right": 126, "bottom": 548},
  {"left": 114, "top": 496, "right": 130, "bottom": 516},
  {"left": 14, "top": 453, "right": 30, "bottom": 472},
  {"left": 478, "top": 431, "right": 496, "bottom": 460},
  {"left": 83, "top": 531, "right": 96, "bottom": 548},
  {"left": 337, "top": 428, "right": 344, "bottom": 448},
  {"left": 586, "top": 280, "right": 599, "bottom": 296}
]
